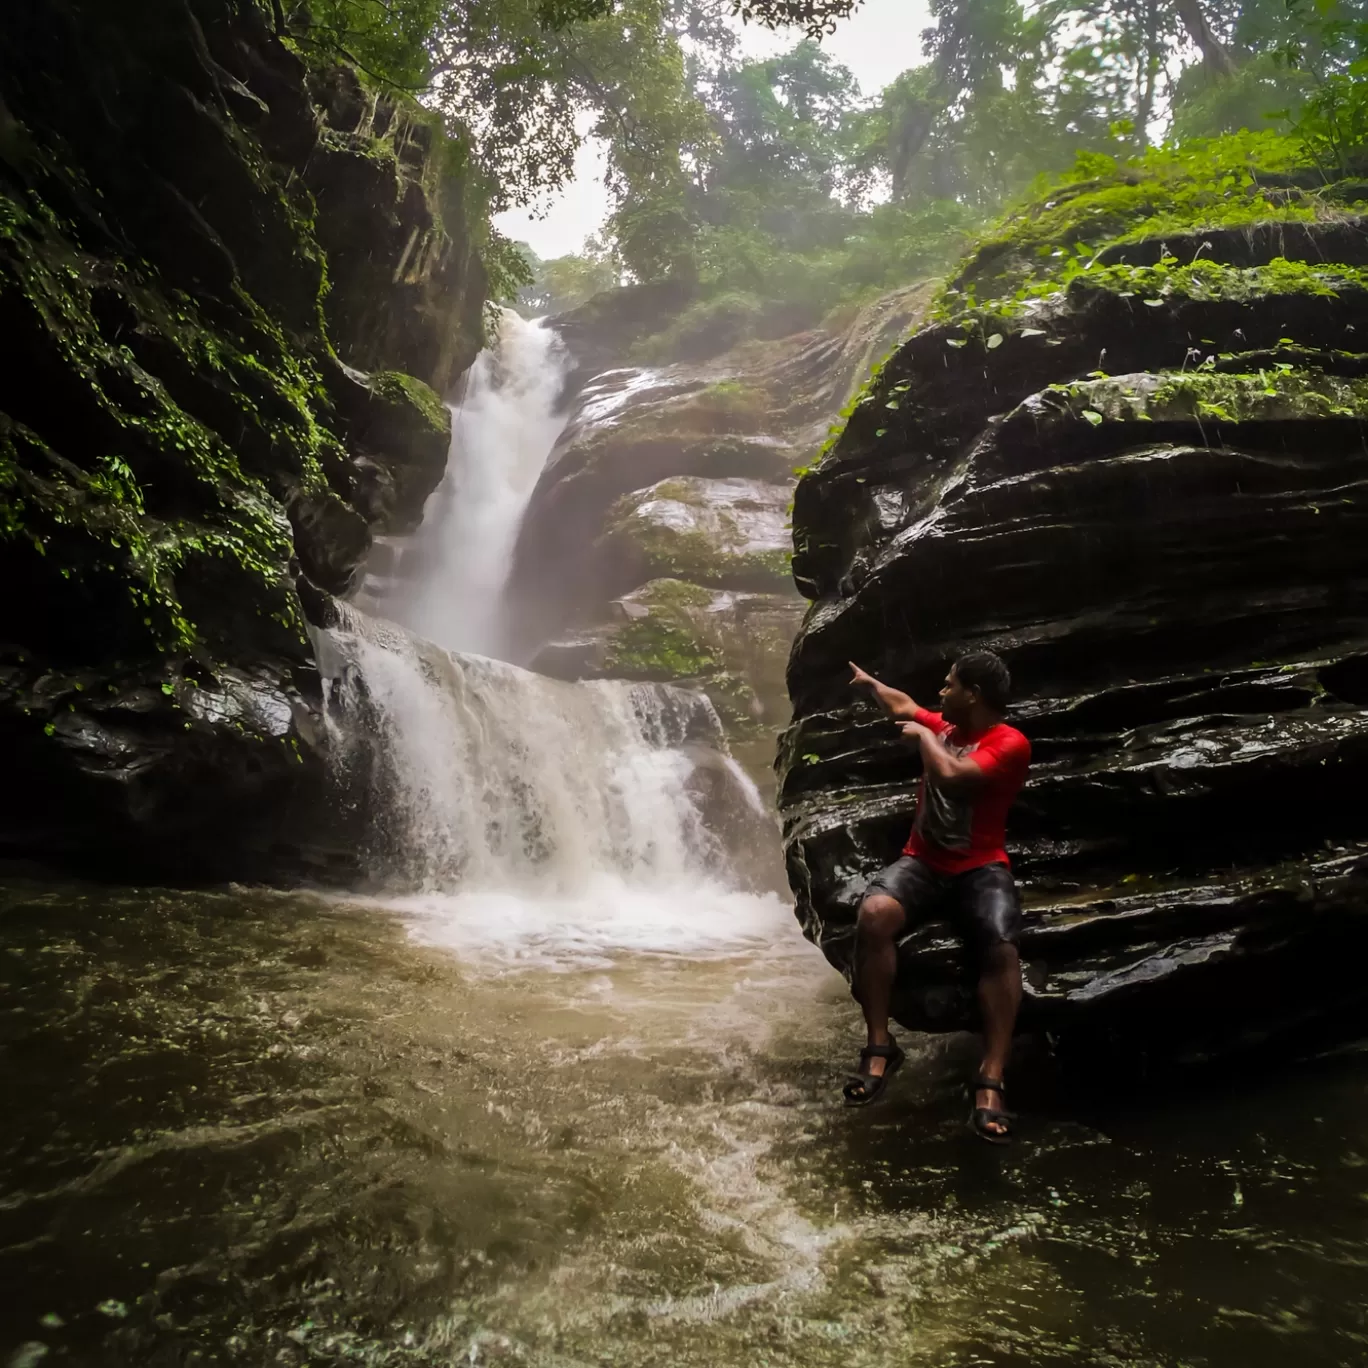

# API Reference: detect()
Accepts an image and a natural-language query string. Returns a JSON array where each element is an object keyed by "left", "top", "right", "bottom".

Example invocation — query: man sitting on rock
[{"left": 844, "top": 652, "right": 1031, "bottom": 1142}]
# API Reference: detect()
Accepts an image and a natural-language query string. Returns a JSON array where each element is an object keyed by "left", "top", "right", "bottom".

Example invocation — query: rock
[
  {"left": 780, "top": 193, "right": 1368, "bottom": 1062},
  {"left": 302, "top": 65, "right": 486, "bottom": 395},
  {"left": 531, "top": 578, "right": 806, "bottom": 801},
  {"left": 600, "top": 476, "right": 793, "bottom": 593},
  {"left": 504, "top": 285, "right": 932, "bottom": 793},
  {"left": 288, "top": 489, "right": 372, "bottom": 597},
  {"left": 547, "top": 278, "right": 700, "bottom": 387},
  {"left": 325, "top": 362, "right": 452, "bottom": 534},
  {"left": 681, "top": 742, "right": 787, "bottom": 894},
  {"left": 0, "top": 0, "right": 482, "bottom": 881}
]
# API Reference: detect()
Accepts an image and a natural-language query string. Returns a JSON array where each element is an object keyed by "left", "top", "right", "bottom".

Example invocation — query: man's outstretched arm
[{"left": 849, "top": 662, "right": 921, "bottom": 721}]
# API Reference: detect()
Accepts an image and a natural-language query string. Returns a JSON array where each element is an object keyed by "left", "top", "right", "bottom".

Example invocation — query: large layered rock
[
  {"left": 0, "top": 0, "right": 485, "bottom": 880},
  {"left": 516, "top": 284, "right": 932, "bottom": 794},
  {"left": 780, "top": 163, "right": 1368, "bottom": 1062}
]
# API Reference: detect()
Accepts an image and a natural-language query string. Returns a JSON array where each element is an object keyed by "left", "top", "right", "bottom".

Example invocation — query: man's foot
[
  {"left": 843, "top": 1038, "right": 905, "bottom": 1106},
  {"left": 969, "top": 1076, "right": 1014, "bottom": 1143}
]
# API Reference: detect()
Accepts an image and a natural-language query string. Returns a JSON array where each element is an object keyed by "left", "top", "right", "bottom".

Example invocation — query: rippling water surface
[{"left": 3, "top": 878, "right": 1367, "bottom": 1367}]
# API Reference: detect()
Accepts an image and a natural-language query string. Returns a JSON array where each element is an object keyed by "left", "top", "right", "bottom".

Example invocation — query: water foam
[{"left": 387, "top": 879, "right": 797, "bottom": 972}]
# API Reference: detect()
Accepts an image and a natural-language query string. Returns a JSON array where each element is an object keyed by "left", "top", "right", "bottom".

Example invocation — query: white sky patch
[{"left": 496, "top": 0, "right": 933, "bottom": 260}]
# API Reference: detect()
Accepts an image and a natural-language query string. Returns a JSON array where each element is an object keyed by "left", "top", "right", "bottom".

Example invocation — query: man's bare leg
[
  {"left": 852, "top": 893, "right": 908, "bottom": 1079},
  {"left": 975, "top": 940, "right": 1022, "bottom": 1135}
]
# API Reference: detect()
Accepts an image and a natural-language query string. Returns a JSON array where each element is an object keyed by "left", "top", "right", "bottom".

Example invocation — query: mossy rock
[
  {"left": 0, "top": 0, "right": 484, "bottom": 881},
  {"left": 602, "top": 477, "right": 794, "bottom": 591}
]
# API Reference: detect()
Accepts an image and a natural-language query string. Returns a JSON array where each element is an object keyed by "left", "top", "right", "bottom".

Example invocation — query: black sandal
[
  {"left": 843, "top": 1039, "right": 905, "bottom": 1106},
  {"left": 969, "top": 1076, "right": 1016, "bottom": 1144}
]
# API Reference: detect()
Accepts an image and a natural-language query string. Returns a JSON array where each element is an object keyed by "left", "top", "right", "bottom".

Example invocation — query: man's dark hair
[{"left": 953, "top": 651, "right": 1011, "bottom": 712}]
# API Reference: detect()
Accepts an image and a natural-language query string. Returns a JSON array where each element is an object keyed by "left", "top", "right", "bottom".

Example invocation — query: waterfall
[
  {"left": 317, "top": 606, "right": 781, "bottom": 968},
  {"left": 318, "top": 308, "right": 782, "bottom": 967},
  {"left": 387, "top": 310, "right": 571, "bottom": 659},
  {"left": 319, "top": 605, "right": 725, "bottom": 887}
]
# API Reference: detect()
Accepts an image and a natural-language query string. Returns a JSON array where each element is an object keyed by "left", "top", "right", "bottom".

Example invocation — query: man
[{"left": 843, "top": 651, "right": 1031, "bottom": 1143}]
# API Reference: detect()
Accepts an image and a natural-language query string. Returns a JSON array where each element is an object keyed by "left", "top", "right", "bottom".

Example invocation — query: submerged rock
[{"left": 780, "top": 179, "right": 1368, "bottom": 1061}]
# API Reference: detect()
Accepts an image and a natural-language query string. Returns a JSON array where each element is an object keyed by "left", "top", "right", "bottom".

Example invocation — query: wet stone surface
[
  {"left": 780, "top": 212, "right": 1368, "bottom": 1054},
  {"left": 4, "top": 880, "right": 1368, "bottom": 1366}
]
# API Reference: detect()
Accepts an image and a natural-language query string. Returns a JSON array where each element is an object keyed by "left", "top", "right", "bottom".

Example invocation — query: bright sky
[{"left": 495, "top": 0, "right": 933, "bottom": 260}]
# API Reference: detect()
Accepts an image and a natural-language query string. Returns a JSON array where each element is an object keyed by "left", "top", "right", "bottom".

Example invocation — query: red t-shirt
[{"left": 902, "top": 707, "right": 1031, "bottom": 875}]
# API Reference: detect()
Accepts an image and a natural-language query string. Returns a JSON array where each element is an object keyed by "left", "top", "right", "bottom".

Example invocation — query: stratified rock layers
[{"left": 779, "top": 217, "right": 1368, "bottom": 1061}]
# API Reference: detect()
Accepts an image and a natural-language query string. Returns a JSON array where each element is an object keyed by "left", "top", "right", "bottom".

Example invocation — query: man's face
[{"left": 938, "top": 668, "right": 979, "bottom": 725}]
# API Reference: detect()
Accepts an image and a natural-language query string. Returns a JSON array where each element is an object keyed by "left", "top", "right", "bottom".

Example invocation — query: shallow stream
[{"left": 4, "top": 878, "right": 1368, "bottom": 1367}]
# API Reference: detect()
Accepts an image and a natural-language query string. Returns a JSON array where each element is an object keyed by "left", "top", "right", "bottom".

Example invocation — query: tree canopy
[{"left": 285, "top": 0, "right": 1368, "bottom": 322}]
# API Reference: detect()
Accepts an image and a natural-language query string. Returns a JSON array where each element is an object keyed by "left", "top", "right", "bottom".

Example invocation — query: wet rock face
[
  {"left": 511, "top": 285, "right": 932, "bottom": 797},
  {"left": 0, "top": 0, "right": 481, "bottom": 881},
  {"left": 601, "top": 477, "right": 794, "bottom": 594},
  {"left": 780, "top": 217, "right": 1368, "bottom": 1061}
]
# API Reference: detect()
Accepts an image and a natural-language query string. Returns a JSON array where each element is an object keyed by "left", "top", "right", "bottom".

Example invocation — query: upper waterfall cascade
[{"left": 386, "top": 311, "right": 573, "bottom": 660}]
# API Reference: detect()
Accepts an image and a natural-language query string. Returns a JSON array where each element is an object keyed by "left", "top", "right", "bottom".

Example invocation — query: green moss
[
  {"left": 608, "top": 502, "right": 792, "bottom": 588},
  {"left": 1146, "top": 369, "right": 1368, "bottom": 422},
  {"left": 604, "top": 615, "right": 719, "bottom": 679},
  {"left": 643, "top": 479, "right": 706, "bottom": 506},
  {"left": 635, "top": 577, "right": 716, "bottom": 609},
  {"left": 0, "top": 190, "right": 312, "bottom": 651},
  {"left": 370, "top": 370, "right": 449, "bottom": 437},
  {"left": 1034, "top": 368, "right": 1368, "bottom": 431},
  {"left": 938, "top": 131, "right": 1317, "bottom": 312}
]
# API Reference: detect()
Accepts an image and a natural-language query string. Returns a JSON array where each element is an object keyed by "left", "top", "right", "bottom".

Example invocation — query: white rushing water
[
  {"left": 318, "top": 607, "right": 783, "bottom": 970},
  {"left": 322, "top": 310, "right": 784, "bottom": 972},
  {"left": 392, "top": 310, "right": 572, "bottom": 659}
]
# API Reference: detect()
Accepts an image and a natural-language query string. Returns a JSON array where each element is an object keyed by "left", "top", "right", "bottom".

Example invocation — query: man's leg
[
  {"left": 962, "top": 865, "right": 1024, "bottom": 1136},
  {"left": 852, "top": 891, "right": 908, "bottom": 1078},
  {"left": 850, "top": 858, "right": 942, "bottom": 1088},
  {"left": 975, "top": 941, "right": 1023, "bottom": 1132}
]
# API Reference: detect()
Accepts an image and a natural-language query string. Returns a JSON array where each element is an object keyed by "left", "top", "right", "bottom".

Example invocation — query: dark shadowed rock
[
  {"left": 780, "top": 212, "right": 1368, "bottom": 1063},
  {"left": 0, "top": 0, "right": 480, "bottom": 881}
]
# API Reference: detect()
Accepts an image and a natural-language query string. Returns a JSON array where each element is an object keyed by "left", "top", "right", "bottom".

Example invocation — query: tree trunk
[
  {"left": 1173, "top": 0, "right": 1237, "bottom": 76},
  {"left": 1136, "top": 0, "right": 1159, "bottom": 149}
]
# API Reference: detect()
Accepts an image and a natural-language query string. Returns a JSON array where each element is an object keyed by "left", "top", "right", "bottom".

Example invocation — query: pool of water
[{"left": 3, "top": 878, "right": 1367, "bottom": 1367}]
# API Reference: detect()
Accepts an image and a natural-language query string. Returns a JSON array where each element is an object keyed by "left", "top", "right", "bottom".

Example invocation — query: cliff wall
[
  {"left": 0, "top": 0, "right": 486, "bottom": 880},
  {"left": 779, "top": 139, "right": 1368, "bottom": 1061}
]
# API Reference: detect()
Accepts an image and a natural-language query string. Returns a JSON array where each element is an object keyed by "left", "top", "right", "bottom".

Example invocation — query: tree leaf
[
  {"left": 986, "top": 333, "right": 1004, "bottom": 349},
  {"left": 1081, "top": 408, "right": 1104, "bottom": 425}
]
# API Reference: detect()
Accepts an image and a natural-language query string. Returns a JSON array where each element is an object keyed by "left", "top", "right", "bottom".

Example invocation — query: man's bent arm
[
  {"left": 904, "top": 722, "right": 985, "bottom": 793},
  {"left": 849, "top": 662, "right": 921, "bottom": 721}
]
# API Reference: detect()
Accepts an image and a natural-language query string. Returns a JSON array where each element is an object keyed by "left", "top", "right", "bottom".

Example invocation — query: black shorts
[{"left": 862, "top": 856, "right": 1021, "bottom": 952}]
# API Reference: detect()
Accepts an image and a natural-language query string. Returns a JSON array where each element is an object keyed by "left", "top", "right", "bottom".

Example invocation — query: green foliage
[
  {"left": 518, "top": 237, "right": 619, "bottom": 314},
  {"left": 932, "top": 130, "right": 1325, "bottom": 318},
  {"left": 731, "top": 0, "right": 861, "bottom": 36},
  {"left": 482, "top": 225, "right": 538, "bottom": 337},
  {"left": 1288, "top": 65, "right": 1368, "bottom": 174},
  {"left": 287, "top": 0, "right": 444, "bottom": 89}
]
